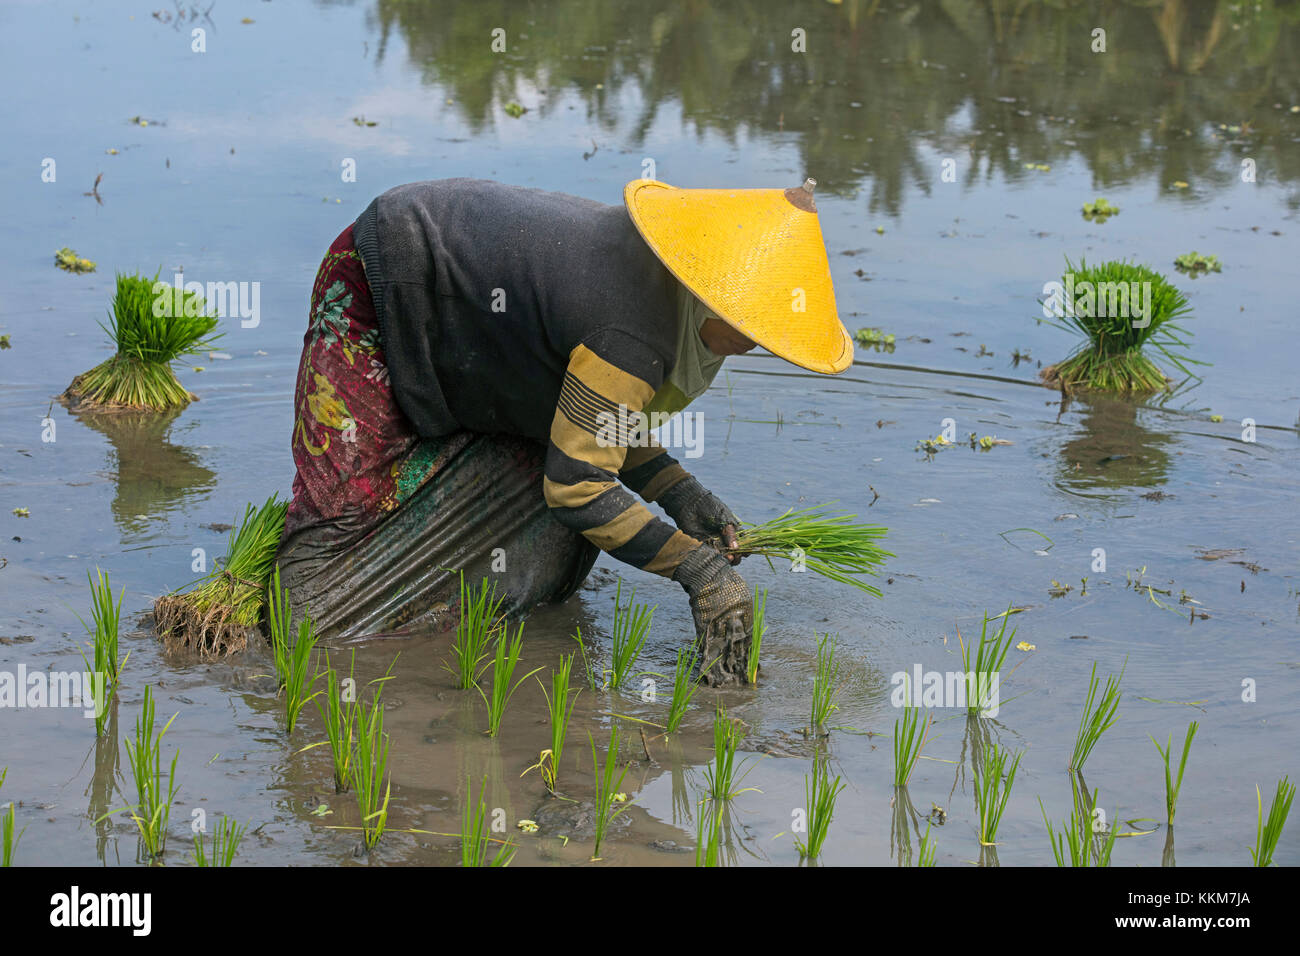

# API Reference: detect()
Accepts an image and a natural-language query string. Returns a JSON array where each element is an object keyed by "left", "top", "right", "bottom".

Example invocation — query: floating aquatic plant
[
  {"left": 445, "top": 572, "right": 506, "bottom": 690},
  {"left": 974, "top": 743, "right": 1022, "bottom": 846},
  {"left": 1250, "top": 776, "right": 1295, "bottom": 867},
  {"left": 1081, "top": 197, "right": 1120, "bottom": 222},
  {"left": 55, "top": 247, "right": 96, "bottom": 273},
  {"left": 477, "top": 621, "right": 540, "bottom": 738},
  {"left": 1151, "top": 720, "right": 1199, "bottom": 826},
  {"left": 1173, "top": 251, "right": 1221, "bottom": 277},
  {"left": 746, "top": 589, "right": 767, "bottom": 685},
  {"left": 609, "top": 579, "right": 653, "bottom": 690},
  {"left": 853, "top": 327, "right": 896, "bottom": 352},
  {"left": 193, "top": 815, "right": 247, "bottom": 867},
  {"left": 461, "top": 776, "right": 515, "bottom": 867},
  {"left": 1040, "top": 258, "right": 1202, "bottom": 393},
  {"left": 796, "top": 758, "right": 845, "bottom": 861},
  {"left": 729, "top": 505, "right": 890, "bottom": 596},
  {"left": 589, "top": 724, "right": 632, "bottom": 860},
  {"left": 63, "top": 271, "right": 218, "bottom": 410},
  {"left": 266, "top": 566, "right": 323, "bottom": 733},
  {"left": 121, "top": 684, "right": 180, "bottom": 860},
  {"left": 154, "top": 495, "right": 288, "bottom": 657},
  {"left": 1069, "top": 660, "right": 1125, "bottom": 774}
]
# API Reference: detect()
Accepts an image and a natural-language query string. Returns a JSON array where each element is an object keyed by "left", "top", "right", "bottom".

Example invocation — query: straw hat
[{"left": 624, "top": 177, "right": 853, "bottom": 374}]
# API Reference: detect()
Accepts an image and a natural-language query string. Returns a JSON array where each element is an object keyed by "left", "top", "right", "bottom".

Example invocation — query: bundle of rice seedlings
[
  {"left": 63, "top": 271, "right": 219, "bottom": 410},
  {"left": 1040, "top": 258, "right": 1203, "bottom": 393},
  {"left": 154, "top": 495, "right": 288, "bottom": 657},
  {"left": 727, "top": 504, "right": 890, "bottom": 596}
]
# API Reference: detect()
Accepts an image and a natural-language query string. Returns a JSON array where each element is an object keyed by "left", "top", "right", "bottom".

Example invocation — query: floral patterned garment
[{"left": 285, "top": 225, "right": 442, "bottom": 540}]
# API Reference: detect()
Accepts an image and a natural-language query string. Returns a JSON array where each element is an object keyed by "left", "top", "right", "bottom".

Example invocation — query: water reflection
[
  {"left": 363, "top": 0, "right": 1300, "bottom": 211},
  {"left": 70, "top": 407, "right": 216, "bottom": 536},
  {"left": 1055, "top": 393, "right": 1174, "bottom": 492}
]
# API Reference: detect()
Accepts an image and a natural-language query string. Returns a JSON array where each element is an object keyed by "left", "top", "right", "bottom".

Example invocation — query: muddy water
[{"left": 1, "top": 0, "right": 1298, "bottom": 866}]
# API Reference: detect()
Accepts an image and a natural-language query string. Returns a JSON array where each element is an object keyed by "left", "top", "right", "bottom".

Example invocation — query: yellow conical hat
[{"left": 624, "top": 178, "right": 852, "bottom": 374}]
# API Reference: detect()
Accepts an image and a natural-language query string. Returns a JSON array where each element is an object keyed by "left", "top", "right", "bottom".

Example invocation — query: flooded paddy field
[{"left": 1, "top": 0, "right": 1297, "bottom": 868}]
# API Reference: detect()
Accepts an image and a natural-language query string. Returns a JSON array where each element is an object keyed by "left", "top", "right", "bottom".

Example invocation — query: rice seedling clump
[
  {"left": 1040, "top": 258, "right": 1201, "bottom": 394},
  {"left": 63, "top": 272, "right": 218, "bottom": 410},
  {"left": 154, "top": 495, "right": 288, "bottom": 657}
]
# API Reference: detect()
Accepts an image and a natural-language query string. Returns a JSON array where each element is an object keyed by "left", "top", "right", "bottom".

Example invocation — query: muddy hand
[
  {"left": 672, "top": 545, "right": 753, "bottom": 686},
  {"left": 657, "top": 476, "right": 744, "bottom": 565},
  {"left": 695, "top": 608, "right": 750, "bottom": 686}
]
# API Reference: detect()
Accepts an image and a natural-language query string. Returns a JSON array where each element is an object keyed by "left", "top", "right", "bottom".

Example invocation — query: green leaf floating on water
[
  {"left": 1082, "top": 198, "right": 1119, "bottom": 222},
  {"left": 55, "top": 247, "right": 96, "bottom": 273},
  {"left": 1173, "top": 251, "right": 1221, "bottom": 277},
  {"left": 503, "top": 101, "right": 528, "bottom": 118}
]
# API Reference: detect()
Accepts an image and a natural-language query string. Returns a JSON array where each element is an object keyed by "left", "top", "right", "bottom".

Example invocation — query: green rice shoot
[
  {"left": 350, "top": 692, "right": 391, "bottom": 851},
  {"left": 795, "top": 758, "right": 845, "bottom": 860},
  {"left": 63, "top": 271, "right": 219, "bottom": 410},
  {"left": 809, "top": 632, "right": 842, "bottom": 734},
  {"left": 916, "top": 822, "right": 937, "bottom": 867},
  {"left": 609, "top": 579, "right": 654, "bottom": 690},
  {"left": 570, "top": 627, "right": 600, "bottom": 691},
  {"left": 1069, "top": 660, "right": 1125, "bottom": 774},
  {"left": 703, "top": 703, "right": 759, "bottom": 802},
  {"left": 729, "top": 504, "right": 890, "bottom": 596},
  {"left": 266, "top": 566, "right": 323, "bottom": 733},
  {"left": 154, "top": 495, "right": 288, "bottom": 657},
  {"left": 1250, "top": 776, "right": 1295, "bottom": 867},
  {"left": 192, "top": 815, "right": 247, "bottom": 867},
  {"left": 461, "top": 775, "right": 515, "bottom": 867},
  {"left": 958, "top": 607, "right": 1016, "bottom": 717},
  {"left": 1151, "top": 720, "right": 1199, "bottom": 826},
  {"left": 747, "top": 588, "right": 767, "bottom": 685},
  {"left": 666, "top": 645, "right": 705, "bottom": 734},
  {"left": 122, "top": 684, "right": 180, "bottom": 860},
  {"left": 444, "top": 572, "right": 506, "bottom": 690},
  {"left": 974, "top": 743, "right": 1023, "bottom": 845},
  {"left": 694, "top": 798, "right": 723, "bottom": 867},
  {"left": 893, "top": 698, "right": 931, "bottom": 788},
  {"left": 1040, "top": 788, "right": 1118, "bottom": 867},
  {"left": 589, "top": 724, "right": 632, "bottom": 861},
  {"left": 315, "top": 650, "right": 358, "bottom": 793},
  {"left": 1, "top": 769, "right": 23, "bottom": 868},
  {"left": 77, "top": 568, "right": 129, "bottom": 737},
  {"left": 531, "top": 653, "right": 580, "bottom": 793},
  {"left": 477, "top": 621, "right": 541, "bottom": 737},
  {"left": 1040, "top": 257, "right": 1203, "bottom": 393}
]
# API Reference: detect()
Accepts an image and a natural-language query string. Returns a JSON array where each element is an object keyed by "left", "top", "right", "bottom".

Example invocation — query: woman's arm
[{"left": 542, "top": 335, "right": 698, "bottom": 576}]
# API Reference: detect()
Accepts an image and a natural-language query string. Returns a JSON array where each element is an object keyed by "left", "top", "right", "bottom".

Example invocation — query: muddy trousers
[{"left": 276, "top": 432, "right": 599, "bottom": 643}]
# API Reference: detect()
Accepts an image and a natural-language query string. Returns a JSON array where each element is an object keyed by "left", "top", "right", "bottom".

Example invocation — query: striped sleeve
[{"left": 543, "top": 334, "right": 699, "bottom": 578}]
